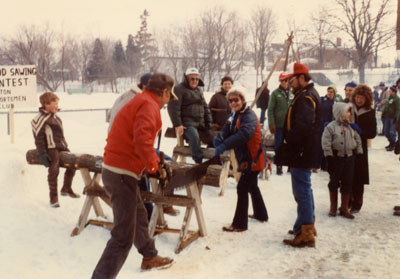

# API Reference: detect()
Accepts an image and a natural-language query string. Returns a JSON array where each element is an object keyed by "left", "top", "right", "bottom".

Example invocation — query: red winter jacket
[{"left": 103, "top": 90, "right": 161, "bottom": 176}]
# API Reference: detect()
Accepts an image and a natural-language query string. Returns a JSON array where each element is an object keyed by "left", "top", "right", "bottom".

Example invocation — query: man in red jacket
[{"left": 92, "top": 73, "right": 177, "bottom": 278}]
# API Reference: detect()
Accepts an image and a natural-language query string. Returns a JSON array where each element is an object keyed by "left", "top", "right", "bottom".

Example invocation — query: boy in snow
[
  {"left": 322, "top": 102, "right": 363, "bottom": 219},
  {"left": 31, "top": 92, "right": 79, "bottom": 208}
]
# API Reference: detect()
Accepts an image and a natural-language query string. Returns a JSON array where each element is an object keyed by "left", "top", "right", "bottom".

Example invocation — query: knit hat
[
  {"left": 137, "top": 72, "right": 152, "bottom": 90},
  {"left": 327, "top": 85, "right": 337, "bottom": 95},
  {"left": 379, "top": 82, "right": 385, "bottom": 87},
  {"left": 345, "top": 81, "right": 357, "bottom": 89},
  {"left": 285, "top": 62, "right": 309, "bottom": 79},
  {"left": 279, "top": 71, "right": 289, "bottom": 81},
  {"left": 390, "top": 85, "right": 397, "bottom": 93}
]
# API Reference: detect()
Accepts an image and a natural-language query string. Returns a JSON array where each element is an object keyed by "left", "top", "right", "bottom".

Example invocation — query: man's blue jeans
[
  {"left": 184, "top": 126, "right": 203, "bottom": 163},
  {"left": 290, "top": 168, "right": 314, "bottom": 235},
  {"left": 260, "top": 108, "right": 267, "bottom": 125},
  {"left": 384, "top": 117, "right": 397, "bottom": 143},
  {"left": 274, "top": 128, "right": 284, "bottom": 153}
]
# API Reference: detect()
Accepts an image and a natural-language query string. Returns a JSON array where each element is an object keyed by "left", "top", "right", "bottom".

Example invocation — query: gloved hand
[
  {"left": 323, "top": 121, "right": 330, "bottom": 128},
  {"left": 213, "top": 136, "right": 224, "bottom": 147},
  {"left": 39, "top": 151, "right": 51, "bottom": 167},
  {"left": 214, "top": 143, "right": 226, "bottom": 157},
  {"left": 156, "top": 161, "right": 173, "bottom": 187},
  {"left": 269, "top": 124, "right": 276, "bottom": 134},
  {"left": 350, "top": 123, "right": 362, "bottom": 134}
]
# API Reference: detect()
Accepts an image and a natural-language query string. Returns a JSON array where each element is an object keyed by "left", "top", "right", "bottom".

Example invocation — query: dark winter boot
[
  {"left": 283, "top": 224, "right": 316, "bottom": 248},
  {"left": 49, "top": 185, "right": 59, "bottom": 208},
  {"left": 394, "top": 210, "right": 400, "bottom": 216},
  {"left": 276, "top": 165, "right": 283, "bottom": 175},
  {"left": 339, "top": 194, "right": 354, "bottom": 219},
  {"left": 386, "top": 141, "right": 395, "bottom": 151},
  {"left": 329, "top": 191, "right": 338, "bottom": 217},
  {"left": 60, "top": 186, "right": 80, "bottom": 198},
  {"left": 393, "top": 205, "right": 400, "bottom": 211}
]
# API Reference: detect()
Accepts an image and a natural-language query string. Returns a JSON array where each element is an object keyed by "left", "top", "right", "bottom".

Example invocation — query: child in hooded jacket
[{"left": 322, "top": 102, "right": 363, "bottom": 219}]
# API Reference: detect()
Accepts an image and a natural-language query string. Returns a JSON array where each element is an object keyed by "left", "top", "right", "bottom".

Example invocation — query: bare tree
[
  {"left": 330, "top": 0, "right": 394, "bottom": 83},
  {"left": 4, "top": 24, "right": 56, "bottom": 91},
  {"left": 249, "top": 6, "right": 276, "bottom": 86},
  {"left": 307, "top": 6, "right": 334, "bottom": 68}
]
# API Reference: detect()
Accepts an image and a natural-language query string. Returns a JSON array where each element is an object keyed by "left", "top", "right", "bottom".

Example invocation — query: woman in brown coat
[{"left": 350, "top": 84, "right": 377, "bottom": 213}]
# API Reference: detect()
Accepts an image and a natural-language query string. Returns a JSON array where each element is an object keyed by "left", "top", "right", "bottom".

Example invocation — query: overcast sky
[{"left": 1, "top": 0, "right": 397, "bottom": 62}]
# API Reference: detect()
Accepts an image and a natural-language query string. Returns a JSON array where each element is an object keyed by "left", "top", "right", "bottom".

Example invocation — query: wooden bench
[{"left": 26, "top": 150, "right": 215, "bottom": 254}]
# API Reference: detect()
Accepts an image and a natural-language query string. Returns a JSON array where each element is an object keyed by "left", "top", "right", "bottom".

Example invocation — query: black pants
[
  {"left": 232, "top": 171, "right": 268, "bottom": 229},
  {"left": 92, "top": 169, "right": 157, "bottom": 279},
  {"left": 328, "top": 156, "right": 354, "bottom": 194},
  {"left": 350, "top": 182, "right": 365, "bottom": 211}
]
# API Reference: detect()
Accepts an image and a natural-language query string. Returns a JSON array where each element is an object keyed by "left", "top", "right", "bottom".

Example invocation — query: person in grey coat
[
  {"left": 322, "top": 102, "right": 363, "bottom": 219},
  {"left": 168, "top": 67, "right": 212, "bottom": 163}
]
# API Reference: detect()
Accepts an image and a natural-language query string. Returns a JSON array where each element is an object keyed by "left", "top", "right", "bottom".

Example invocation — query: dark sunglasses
[
  {"left": 280, "top": 79, "right": 288, "bottom": 82},
  {"left": 228, "top": 97, "right": 240, "bottom": 104},
  {"left": 189, "top": 77, "right": 199, "bottom": 81}
]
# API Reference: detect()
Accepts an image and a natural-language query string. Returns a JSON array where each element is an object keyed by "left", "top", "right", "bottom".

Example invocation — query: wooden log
[
  {"left": 26, "top": 149, "right": 103, "bottom": 173},
  {"left": 173, "top": 146, "right": 230, "bottom": 161}
]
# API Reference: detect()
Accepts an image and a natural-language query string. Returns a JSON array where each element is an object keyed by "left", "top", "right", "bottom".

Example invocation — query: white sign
[{"left": 0, "top": 65, "right": 37, "bottom": 110}]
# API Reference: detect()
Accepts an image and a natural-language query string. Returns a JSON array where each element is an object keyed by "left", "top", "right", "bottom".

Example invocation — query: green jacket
[
  {"left": 267, "top": 86, "right": 293, "bottom": 128},
  {"left": 383, "top": 94, "right": 400, "bottom": 119},
  {"left": 167, "top": 79, "right": 211, "bottom": 129}
]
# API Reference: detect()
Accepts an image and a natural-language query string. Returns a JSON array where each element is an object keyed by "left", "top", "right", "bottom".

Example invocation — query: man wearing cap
[
  {"left": 276, "top": 62, "right": 321, "bottom": 248},
  {"left": 267, "top": 72, "right": 293, "bottom": 175},
  {"left": 344, "top": 81, "right": 357, "bottom": 103},
  {"left": 91, "top": 73, "right": 177, "bottom": 278},
  {"left": 168, "top": 67, "right": 212, "bottom": 163}
]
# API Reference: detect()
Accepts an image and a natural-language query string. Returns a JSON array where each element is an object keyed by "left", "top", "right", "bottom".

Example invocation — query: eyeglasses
[
  {"left": 228, "top": 97, "right": 240, "bottom": 104},
  {"left": 288, "top": 76, "right": 297, "bottom": 84},
  {"left": 189, "top": 77, "right": 199, "bottom": 82}
]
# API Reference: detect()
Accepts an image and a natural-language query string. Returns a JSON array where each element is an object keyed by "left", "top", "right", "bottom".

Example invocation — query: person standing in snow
[
  {"left": 168, "top": 67, "right": 212, "bottom": 163},
  {"left": 209, "top": 76, "right": 233, "bottom": 130},
  {"left": 91, "top": 73, "right": 177, "bottom": 277},
  {"left": 376, "top": 82, "right": 389, "bottom": 135},
  {"left": 213, "top": 89, "right": 268, "bottom": 232},
  {"left": 382, "top": 86, "right": 400, "bottom": 152},
  {"left": 322, "top": 102, "right": 363, "bottom": 219},
  {"left": 349, "top": 84, "right": 377, "bottom": 214},
  {"left": 255, "top": 81, "right": 270, "bottom": 128},
  {"left": 31, "top": 92, "right": 79, "bottom": 208},
  {"left": 268, "top": 72, "right": 292, "bottom": 175},
  {"left": 315, "top": 85, "right": 342, "bottom": 173},
  {"left": 276, "top": 62, "right": 321, "bottom": 248}
]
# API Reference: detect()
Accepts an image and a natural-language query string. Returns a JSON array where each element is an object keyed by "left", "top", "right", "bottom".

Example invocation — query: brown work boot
[
  {"left": 60, "top": 186, "right": 80, "bottom": 198},
  {"left": 339, "top": 194, "right": 354, "bottom": 219},
  {"left": 141, "top": 255, "right": 174, "bottom": 271},
  {"left": 163, "top": 205, "right": 179, "bottom": 216},
  {"left": 329, "top": 191, "right": 338, "bottom": 217},
  {"left": 394, "top": 210, "right": 400, "bottom": 216},
  {"left": 49, "top": 192, "right": 60, "bottom": 208},
  {"left": 283, "top": 224, "right": 316, "bottom": 248}
]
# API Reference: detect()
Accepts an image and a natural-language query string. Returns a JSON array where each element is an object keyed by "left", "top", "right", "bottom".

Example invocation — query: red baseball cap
[
  {"left": 279, "top": 71, "right": 290, "bottom": 81},
  {"left": 285, "top": 62, "right": 309, "bottom": 79}
]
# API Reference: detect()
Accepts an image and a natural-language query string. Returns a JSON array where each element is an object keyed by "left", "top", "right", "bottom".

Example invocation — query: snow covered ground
[{"left": 1, "top": 91, "right": 400, "bottom": 279}]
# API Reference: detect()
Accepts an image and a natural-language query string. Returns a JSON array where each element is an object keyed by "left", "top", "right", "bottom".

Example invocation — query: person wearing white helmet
[{"left": 168, "top": 67, "right": 212, "bottom": 163}]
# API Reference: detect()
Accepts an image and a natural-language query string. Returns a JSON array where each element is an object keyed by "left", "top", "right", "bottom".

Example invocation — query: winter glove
[
  {"left": 269, "top": 124, "right": 276, "bottom": 134},
  {"left": 214, "top": 143, "right": 226, "bottom": 157},
  {"left": 39, "top": 151, "right": 51, "bottom": 167},
  {"left": 213, "top": 136, "right": 224, "bottom": 147},
  {"left": 323, "top": 121, "right": 329, "bottom": 128},
  {"left": 350, "top": 123, "right": 362, "bottom": 134},
  {"left": 156, "top": 161, "right": 173, "bottom": 188}
]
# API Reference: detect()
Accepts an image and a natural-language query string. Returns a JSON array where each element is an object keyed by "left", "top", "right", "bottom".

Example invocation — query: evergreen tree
[
  {"left": 126, "top": 34, "right": 142, "bottom": 77},
  {"left": 85, "top": 38, "right": 106, "bottom": 82},
  {"left": 134, "top": 9, "right": 159, "bottom": 71},
  {"left": 112, "top": 40, "right": 128, "bottom": 77}
]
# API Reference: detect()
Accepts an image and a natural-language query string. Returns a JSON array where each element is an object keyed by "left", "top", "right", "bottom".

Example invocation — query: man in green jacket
[
  {"left": 383, "top": 85, "right": 400, "bottom": 151},
  {"left": 168, "top": 68, "right": 212, "bottom": 163},
  {"left": 268, "top": 72, "right": 293, "bottom": 175}
]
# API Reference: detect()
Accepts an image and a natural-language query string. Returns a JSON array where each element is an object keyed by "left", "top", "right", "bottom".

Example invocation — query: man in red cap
[
  {"left": 268, "top": 72, "right": 293, "bottom": 175},
  {"left": 276, "top": 62, "right": 321, "bottom": 248}
]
